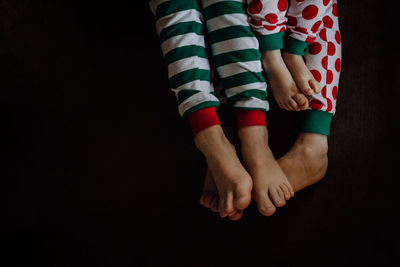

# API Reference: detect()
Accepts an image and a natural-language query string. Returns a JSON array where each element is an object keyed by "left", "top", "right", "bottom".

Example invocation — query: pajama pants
[
  {"left": 247, "top": 0, "right": 342, "bottom": 135},
  {"left": 151, "top": 0, "right": 341, "bottom": 136},
  {"left": 150, "top": 0, "right": 268, "bottom": 134}
]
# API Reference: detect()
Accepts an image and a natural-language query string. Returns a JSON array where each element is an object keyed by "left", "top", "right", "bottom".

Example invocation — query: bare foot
[
  {"left": 278, "top": 132, "right": 328, "bottom": 192},
  {"left": 238, "top": 126, "right": 294, "bottom": 216},
  {"left": 262, "top": 50, "right": 308, "bottom": 111},
  {"left": 200, "top": 168, "right": 219, "bottom": 213},
  {"left": 195, "top": 125, "right": 253, "bottom": 219},
  {"left": 282, "top": 52, "right": 321, "bottom": 96}
]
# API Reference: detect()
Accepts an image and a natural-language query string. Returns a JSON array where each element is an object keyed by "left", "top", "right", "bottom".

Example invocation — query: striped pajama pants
[{"left": 150, "top": 0, "right": 268, "bottom": 129}]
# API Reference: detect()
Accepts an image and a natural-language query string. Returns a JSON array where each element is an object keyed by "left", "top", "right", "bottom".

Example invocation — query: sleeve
[
  {"left": 246, "top": 0, "right": 288, "bottom": 51},
  {"left": 150, "top": 0, "right": 221, "bottom": 135},
  {"left": 283, "top": 0, "right": 331, "bottom": 55}
]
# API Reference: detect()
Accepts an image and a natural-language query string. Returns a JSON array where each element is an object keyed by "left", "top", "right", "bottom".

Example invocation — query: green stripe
[
  {"left": 213, "top": 49, "right": 261, "bottom": 68},
  {"left": 155, "top": 0, "right": 200, "bottom": 21},
  {"left": 182, "top": 101, "right": 220, "bottom": 119},
  {"left": 227, "top": 89, "right": 267, "bottom": 105},
  {"left": 159, "top": 21, "right": 204, "bottom": 44},
  {"left": 164, "top": 45, "right": 208, "bottom": 66},
  {"left": 221, "top": 71, "right": 265, "bottom": 90},
  {"left": 257, "top": 31, "right": 285, "bottom": 52},
  {"left": 177, "top": 90, "right": 200, "bottom": 105},
  {"left": 202, "top": 1, "right": 247, "bottom": 20},
  {"left": 298, "top": 110, "right": 333, "bottom": 136},
  {"left": 208, "top": 25, "right": 254, "bottom": 44},
  {"left": 169, "top": 68, "right": 210, "bottom": 89},
  {"left": 282, "top": 34, "right": 309, "bottom": 56}
]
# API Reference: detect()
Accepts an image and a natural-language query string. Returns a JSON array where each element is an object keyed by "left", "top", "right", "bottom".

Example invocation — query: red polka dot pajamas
[{"left": 247, "top": 0, "right": 342, "bottom": 135}]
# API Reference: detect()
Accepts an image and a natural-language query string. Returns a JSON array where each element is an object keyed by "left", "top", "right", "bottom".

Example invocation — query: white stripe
[
  {"left": 173, "top": 80, "right": 213, "bottom": 94},
  {"left": 217, "top": 60, "right": 262, "bottom": 79},
  {"left": 161, "top": 32, "right": 206, "bottom": 55},
  {"left": 168, "top": 56, "right": 210, "bottom": 79},
  {"left": 149, "top": 0, "right": 169, "bottom": 15},
  {"left": 178, "top": 92, "right": 220, "bottom": 116},
  {"left": 224, "top": 82, "right": 266, "bottom": 98},
  {"left": 201, "top": 0, "right": 244, "bottom": 9},
  {"left": 156, "top": 9, "right": 203, "bottom": 35},
  {"left": 232, "top": 98, "right": 269, "bottom": 111},
  {"left": 211, "top": 37, "right": 258, "bottom": 55},
  {"left": 206, "top": 13, "right": 249, "bottom": 32}
]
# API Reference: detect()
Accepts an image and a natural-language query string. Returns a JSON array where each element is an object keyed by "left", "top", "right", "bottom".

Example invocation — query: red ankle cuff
[
  {"left": 235, "top": 110, "right": 266, "bottom": 128},
  {"left": 188, "top": 107, "right": 221, "bottom": 135}
]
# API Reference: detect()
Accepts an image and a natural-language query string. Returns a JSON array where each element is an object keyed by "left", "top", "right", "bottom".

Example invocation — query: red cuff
[
  {"left": 235, "top": 110, "right": 266, "bottom": 128},
  {"left": 188, "top": 107, "right": 221, "bottom": 135}
]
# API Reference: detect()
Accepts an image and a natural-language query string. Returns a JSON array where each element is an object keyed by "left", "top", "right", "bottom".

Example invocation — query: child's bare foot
[
  {"left": 282, "top": 52, "right": 321, "bottom": 96},
  {"left": 238, "top": 126, "right": 294, "bottom": 216},
  {"left": 278, "top": 132, "right": 328, "bottom": 192},
  {"left": 262, "top": 50, "right": 308, "bottom": 111},
  {"left": 200, "top": 168, "right": 219, "bottom": 213},
  {"left": 195, "top": 125, "right": 253, "bottom": 219}
]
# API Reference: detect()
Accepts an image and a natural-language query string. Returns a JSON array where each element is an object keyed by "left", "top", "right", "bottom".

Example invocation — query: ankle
[
  {"left": 194, "top": 125, "right": 231, "bottom": 156},
  {"left": 295, "top": 132, "right": 328, "bottom": 154}
]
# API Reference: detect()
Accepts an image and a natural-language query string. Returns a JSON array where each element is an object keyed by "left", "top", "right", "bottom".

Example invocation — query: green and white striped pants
[{"left": 150, "top": 0, "right": 268, "bottom": 120}]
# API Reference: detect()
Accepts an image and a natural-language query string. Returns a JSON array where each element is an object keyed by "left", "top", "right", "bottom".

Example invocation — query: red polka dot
[
  {"left": 302, "top": 5, "right": 319, "bottom": 20},
  {"left": 311, "top": 20, "right": 322, "bottom": 33},
  {"left": 332, "top": 86, "right": 338, "bottom": 100},
  {"left": 321, "top": 56, "right": 328, "bottom": 69},
  {"left": 328, "top": 42, "right": 336, "bottom": 56},
  {"left": 250, "top": 18, "right": 262, "bottom": 26},
  {"left": 327, "top": 70, "right": 333, "bottom": 84},
  {"left": 278, "top": 0, "right": 287, "bottom": 12},
  {"left": 286, "top": 15, "right": 297, "bottom": 26},
  {"left": 335, "top": 58, "right": 341, "bottom": 72},
  {"left": 319, "top": 28, "right": 327, "bottom": 41},
  {"left": 310, "top": 69, "right": 322, "bottom": 82},
  {"left": 321, "top": 86, "right": 327, "bottom": 98},
  {"left": 295, "top": 27, "right": 308, "bottom": 34},
  {"left": 248, "top": 0, "right": 263, "bottom": 15},
  {"left": 309, "top": 42, "right": 322, "bottom": 55},
  {"left": 309, "top": 99, "right": 323, "bottom": 110},
  {"left": 279, "top": 26, "right": 286, "bottom": 32},
  {"left": 265, "top": 13, "right": 278, "bottom": 24},
  {"left": 254, "top": 31, "right": 262, "bottom": 36},
  {"left": 296, "top": 0, "right": 305, "bottom": 2},
  {"left": 323, "top": 16, "right": 333, "bottom": 28},
  {"left": 305, "top": 36, "right": 315, "bottom": 43},
  {"left": 335, "top": 30, "right": 341, "bottom": 44},
  {"left": 264, "top": 25, "right": 276, "bottom": 31},
  {"left": 323, "top": 0, "right": 330, "bottom": 6},
  {"left": 326, "top": 98, "right": 332, "bottom": 112},
  {"left": 332, "top": 3, "right": 338, "bottom": 17}
]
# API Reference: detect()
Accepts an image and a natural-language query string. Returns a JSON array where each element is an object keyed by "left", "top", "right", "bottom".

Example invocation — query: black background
[{"left": 3, "top": 0, "right": 400, "bottom": 266}]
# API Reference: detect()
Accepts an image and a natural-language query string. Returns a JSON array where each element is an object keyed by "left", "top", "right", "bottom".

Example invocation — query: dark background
[{"left": 3, "top": 0, "right": 399, "bottom": 266}]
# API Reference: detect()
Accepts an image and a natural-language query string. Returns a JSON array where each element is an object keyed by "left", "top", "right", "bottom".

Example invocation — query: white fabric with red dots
[
  {"left": 303, "top": 1, "right": 341, "bottom": 114},
  {"left": 246, "top": 0, "right": 341, "bottom": 114}
]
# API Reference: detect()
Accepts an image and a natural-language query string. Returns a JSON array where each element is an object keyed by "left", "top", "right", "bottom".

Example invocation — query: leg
[
  {"left": 151, "top": 0, "right": 253, "bottom": 218},
  {"left": 279, "top": 1, "right": 341, "bottom": 191},
  {"left": 201, "top": 0, "right": 294, "bottom": 216}
]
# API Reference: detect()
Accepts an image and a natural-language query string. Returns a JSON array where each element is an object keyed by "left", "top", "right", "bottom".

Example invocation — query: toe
[
  {"left": 279, "top": 184, "right": 291, "bottom": 201},
  {"left": 284, "top": 181, "right": 295, "bottom": 197},
  {"left": 229, "top": 210, "right": 243, "bottom": 221},
  {"left": 287, "top": 98, "right": 299, "bottom": 111},
  {"left": 233, "top": 189, "right": 251, "bottom": 211},
  {"left": 210, "top": 196, "right": 219, "bottom": 212},
  {"left": 292, "top": 94, "right": 309, "bottom": 110},
  {"left": 298, "top": 80, "right": 314, "bottom": 95},
  {"left": 255, "top": 190, "right": 276, "bottom": 216},
  {"left": 219, "top": 193, "right": 235, "bottom": 218},
  {"left": 203, "top": 193, "right": 213, "bottom": 208},
  {"left": 270, "top": 187, "right": 285, "bottom": 207},
  {"left": 309, "top": 78, "right": 321, "bottom": 93}
]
